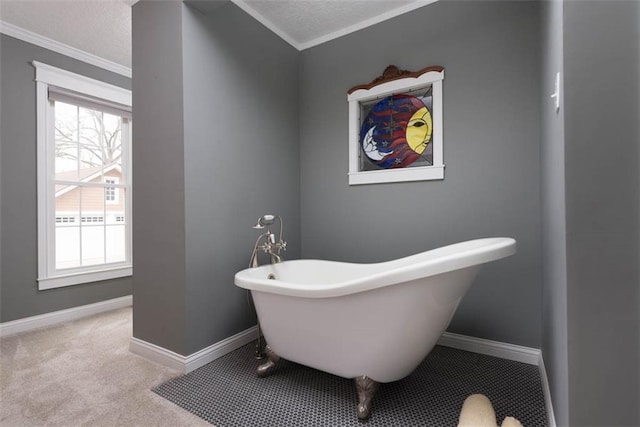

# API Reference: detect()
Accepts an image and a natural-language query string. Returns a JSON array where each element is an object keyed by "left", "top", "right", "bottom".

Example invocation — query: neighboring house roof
[{"left": 55, "top": 162, "right": 121, "bottom": 197}]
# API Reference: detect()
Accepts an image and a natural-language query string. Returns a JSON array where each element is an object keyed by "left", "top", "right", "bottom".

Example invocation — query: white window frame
[{"left": 34, "top": 61, "right": 132, "bottom": 290}]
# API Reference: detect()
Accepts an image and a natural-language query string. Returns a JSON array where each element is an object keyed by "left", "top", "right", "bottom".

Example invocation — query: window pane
[
  {"left": 78, "top": 107, "right": 103, "bottom": 174},
  {"left": 54, "top": 101, "right": 78, "bottom": 178},
  {"left": 56, "top": 226, "right": 80, "bottom": 269},
  {"left": 80, "top": 185, "right": 105, "bottom": 266},
  {"left": 106, "top": 225, "right": 126, "bottom": 263},
  {"left": 103, "top": 112, "right": 122, "bottom": 169},
  {"left": 55, "top": 187, "right": 80, "bottom": 269},
  {"left": 106, "top": 188, "right": 125, "bottom": 224},
  {"left": 106, "top": 188, "right": 126, "bottom": 263},
  {"left": 82, "top": 225, "right": 105, "bottom": 266},
  {"left": 80, "top": 184, "right": 106, "bottom": 215}
]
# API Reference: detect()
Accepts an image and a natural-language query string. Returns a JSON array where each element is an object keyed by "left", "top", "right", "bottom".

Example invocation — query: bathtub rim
[{"left": 234, "top": 237, "right": 516, "bottom": 298}]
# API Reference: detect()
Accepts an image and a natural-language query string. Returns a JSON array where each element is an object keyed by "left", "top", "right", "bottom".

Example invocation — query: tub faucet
[
  {"left": 249, "top": 215, "right": 286, "bottom": 267},
  {"left": 247, "top": 215, "right": 286, "bottom": 360}
]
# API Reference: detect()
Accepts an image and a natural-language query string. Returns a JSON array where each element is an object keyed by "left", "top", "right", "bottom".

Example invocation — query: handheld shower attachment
[
  {"left": 252, "top": 215, "right": 283, "bottom": 245},
  {"left": 252, "top": 214, "right": 276, "bottom": 229}
]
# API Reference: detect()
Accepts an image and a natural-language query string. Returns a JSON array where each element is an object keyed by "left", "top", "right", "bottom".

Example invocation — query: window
[
  {"left": 347, "top": 65, "right": 445, "bottom": 185},
  {"left": 34, "top": 61, "right": 132, "bottom": 289},
  {"left": 104, "top": 177, "right": 119, "bottom": 204}
]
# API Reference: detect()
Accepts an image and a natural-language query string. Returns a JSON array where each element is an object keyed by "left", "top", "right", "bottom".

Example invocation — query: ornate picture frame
[{"left": 347, "top": 65, "right": 445, "bottom": 185}]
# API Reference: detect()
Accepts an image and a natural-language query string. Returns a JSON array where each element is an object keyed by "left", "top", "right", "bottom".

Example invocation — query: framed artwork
[{"left": 347, "top": 65, "right": 444, "bottom": 185}]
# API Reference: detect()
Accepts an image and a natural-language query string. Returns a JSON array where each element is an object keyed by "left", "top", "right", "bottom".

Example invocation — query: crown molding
[{"left": 0, "top": 21, "right": 131, "bottom": 78}]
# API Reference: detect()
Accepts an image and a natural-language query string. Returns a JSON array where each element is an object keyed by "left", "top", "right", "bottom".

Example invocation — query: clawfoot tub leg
[
  {"left": 354, "top": 376, "right": 380, "bottom": 420},
  {"left": 256, "top": 345, "right": 280, "bottom": 378}
]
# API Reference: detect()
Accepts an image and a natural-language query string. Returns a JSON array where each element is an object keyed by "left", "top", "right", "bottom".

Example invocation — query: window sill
[
  {"left": 348, "top": 164, "right": 445, "bottom": 185},
  {"left": 38, "top": 266, "right": 132, "bottom": 290}
]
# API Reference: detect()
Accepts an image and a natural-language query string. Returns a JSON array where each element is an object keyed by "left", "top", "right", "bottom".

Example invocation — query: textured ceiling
[
  {"left": 238, "top": 0, "right": 430, "bottom": 49},
  {"left": 0, "top": 0, "right": 434, "bottom": 68},
  {"left": 0, "top": 0, "right": 132, "bottom": 67}
]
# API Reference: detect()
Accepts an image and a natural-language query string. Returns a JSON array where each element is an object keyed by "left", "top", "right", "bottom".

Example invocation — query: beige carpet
[{"left": 0, "top": 307, "right": 210, "bottom": 427}]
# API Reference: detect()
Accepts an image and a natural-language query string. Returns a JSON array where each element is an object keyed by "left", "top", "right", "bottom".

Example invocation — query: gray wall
[
  {"left": 0, "top": 34, "right": 132, "bottom": 323},
  {"left": 181, "top": 3, "right": 300, "bottom": 354},
  {"left": 540, "top": 0, "right": 569, "bottom": 425},
  {"left": 131, "top": 1, "right": 300, "bottom": 355},
  {"left": 563, "top": 1, "right": 639, "bottom": 425},
  {"left": 131, "top": 1, "right": 188, "bottom": 354},
  {"left": 299, "top": 0, "right": 542, "bottom": 348}
]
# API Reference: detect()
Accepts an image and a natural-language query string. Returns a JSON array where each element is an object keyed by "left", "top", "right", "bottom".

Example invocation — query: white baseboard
[
  {"left": 0, "top": 295, "right": 132, "bottom": 337},
  {"left": 538, "top": 353, "right": 557, "bottom": 427},
  {"left": 129, "top": 325, "right": 259, "bottom": 374},
  {"left": 184, "top": 326, "right": 258, "bottom": 373},
  {"left": 129, "top": 336, "right": 186, "bottom": 372},
  {"left": 438, "top": 331, "right": 556, "bottom": 427},
  {"left": 437, "top": 331, "right": 540, "bottom": 365}
]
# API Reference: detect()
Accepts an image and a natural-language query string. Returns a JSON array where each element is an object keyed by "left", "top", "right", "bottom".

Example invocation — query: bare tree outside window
[
  {"left": 53, "top": 101, "right": 127, "bottom": 269},
  {"left": 55, "top": 103, "right": 122, "bottom": 172}
]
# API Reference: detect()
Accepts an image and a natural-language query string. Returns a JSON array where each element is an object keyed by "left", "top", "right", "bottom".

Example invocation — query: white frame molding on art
[{"left": 347, "top": 65, "right": 445, "bottom": 185}]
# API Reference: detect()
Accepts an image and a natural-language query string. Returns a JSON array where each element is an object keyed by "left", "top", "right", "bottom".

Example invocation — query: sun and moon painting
[{"left": 359, "top": 88, "right": 433, "bottom": 170}]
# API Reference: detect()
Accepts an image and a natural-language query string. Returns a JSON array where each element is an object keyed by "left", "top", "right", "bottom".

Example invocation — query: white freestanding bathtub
[{"left": 234, "top": 237, "right": 516, "bottom": 419}]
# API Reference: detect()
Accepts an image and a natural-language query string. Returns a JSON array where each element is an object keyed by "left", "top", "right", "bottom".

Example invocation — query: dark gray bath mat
[{"left": 153, "top": 342, "right": 547, "bottom": 426}]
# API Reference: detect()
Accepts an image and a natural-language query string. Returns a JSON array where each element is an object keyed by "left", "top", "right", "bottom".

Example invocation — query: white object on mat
[{"left": 458, "top": 394, "right": 524, "bottom": 427}]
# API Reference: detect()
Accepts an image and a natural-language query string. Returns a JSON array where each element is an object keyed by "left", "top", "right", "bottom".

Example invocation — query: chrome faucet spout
[{"left": 269, "top": 252, "right": 282, "bottom": 264}]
